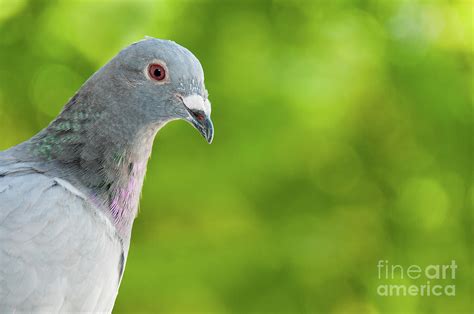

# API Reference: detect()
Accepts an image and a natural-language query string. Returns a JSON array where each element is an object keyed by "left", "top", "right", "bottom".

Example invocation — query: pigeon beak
[
  {"left": 179, "top": 94, "right": 214, "bottom": 144},
  {"left": 188, "top": 111, "right": 214, "bottom": 144}
]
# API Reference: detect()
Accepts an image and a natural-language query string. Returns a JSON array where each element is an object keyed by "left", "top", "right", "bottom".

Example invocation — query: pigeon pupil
[{"left": 154, "top": 68, "right": 161, "bottom": 77}]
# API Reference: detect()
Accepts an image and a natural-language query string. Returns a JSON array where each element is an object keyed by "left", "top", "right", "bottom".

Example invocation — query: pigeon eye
[{"left": 148, "top": 64, "right": 166, "bottom": 81}]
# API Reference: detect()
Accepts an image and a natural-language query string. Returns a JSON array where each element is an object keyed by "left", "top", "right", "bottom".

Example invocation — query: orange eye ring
[{"left": 148, "top": 64, "right": 166, "bottom": 81}]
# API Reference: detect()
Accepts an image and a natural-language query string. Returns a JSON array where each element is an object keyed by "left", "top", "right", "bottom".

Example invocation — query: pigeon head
[{"left": 85, "top": 37, "right": 213, "bottom": 143}]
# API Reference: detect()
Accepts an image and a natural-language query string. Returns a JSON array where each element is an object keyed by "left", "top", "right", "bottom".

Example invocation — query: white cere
[{"left": 182, "top": 94, "right": 211, "bottom": 116}]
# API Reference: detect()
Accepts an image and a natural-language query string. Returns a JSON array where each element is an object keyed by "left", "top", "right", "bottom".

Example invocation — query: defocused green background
[{"left": 0, "top": 0, "right": 472, "bottom": 313}]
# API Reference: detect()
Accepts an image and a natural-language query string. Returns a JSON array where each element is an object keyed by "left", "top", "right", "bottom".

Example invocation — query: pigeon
[{"left": 0, "top": 38, "right": 213, "bottom": 313}]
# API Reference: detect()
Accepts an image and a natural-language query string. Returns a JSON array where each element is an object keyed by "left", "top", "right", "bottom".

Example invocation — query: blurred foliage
[{"left": 0, "top": 0, "right": 472, "bottom": 313}]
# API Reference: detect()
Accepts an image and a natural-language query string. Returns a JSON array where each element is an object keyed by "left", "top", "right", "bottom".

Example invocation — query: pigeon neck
[
  {"left": 27, "top": 92, "right": 163, "bottom": 240},
  {"left": 102, "top": 127, "right": 159, "bottom": 239}
]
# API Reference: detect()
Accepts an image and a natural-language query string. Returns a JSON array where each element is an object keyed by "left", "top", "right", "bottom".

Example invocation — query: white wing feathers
[{"left": 0, "top": 164, "right": 123, "bottom": 313}]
